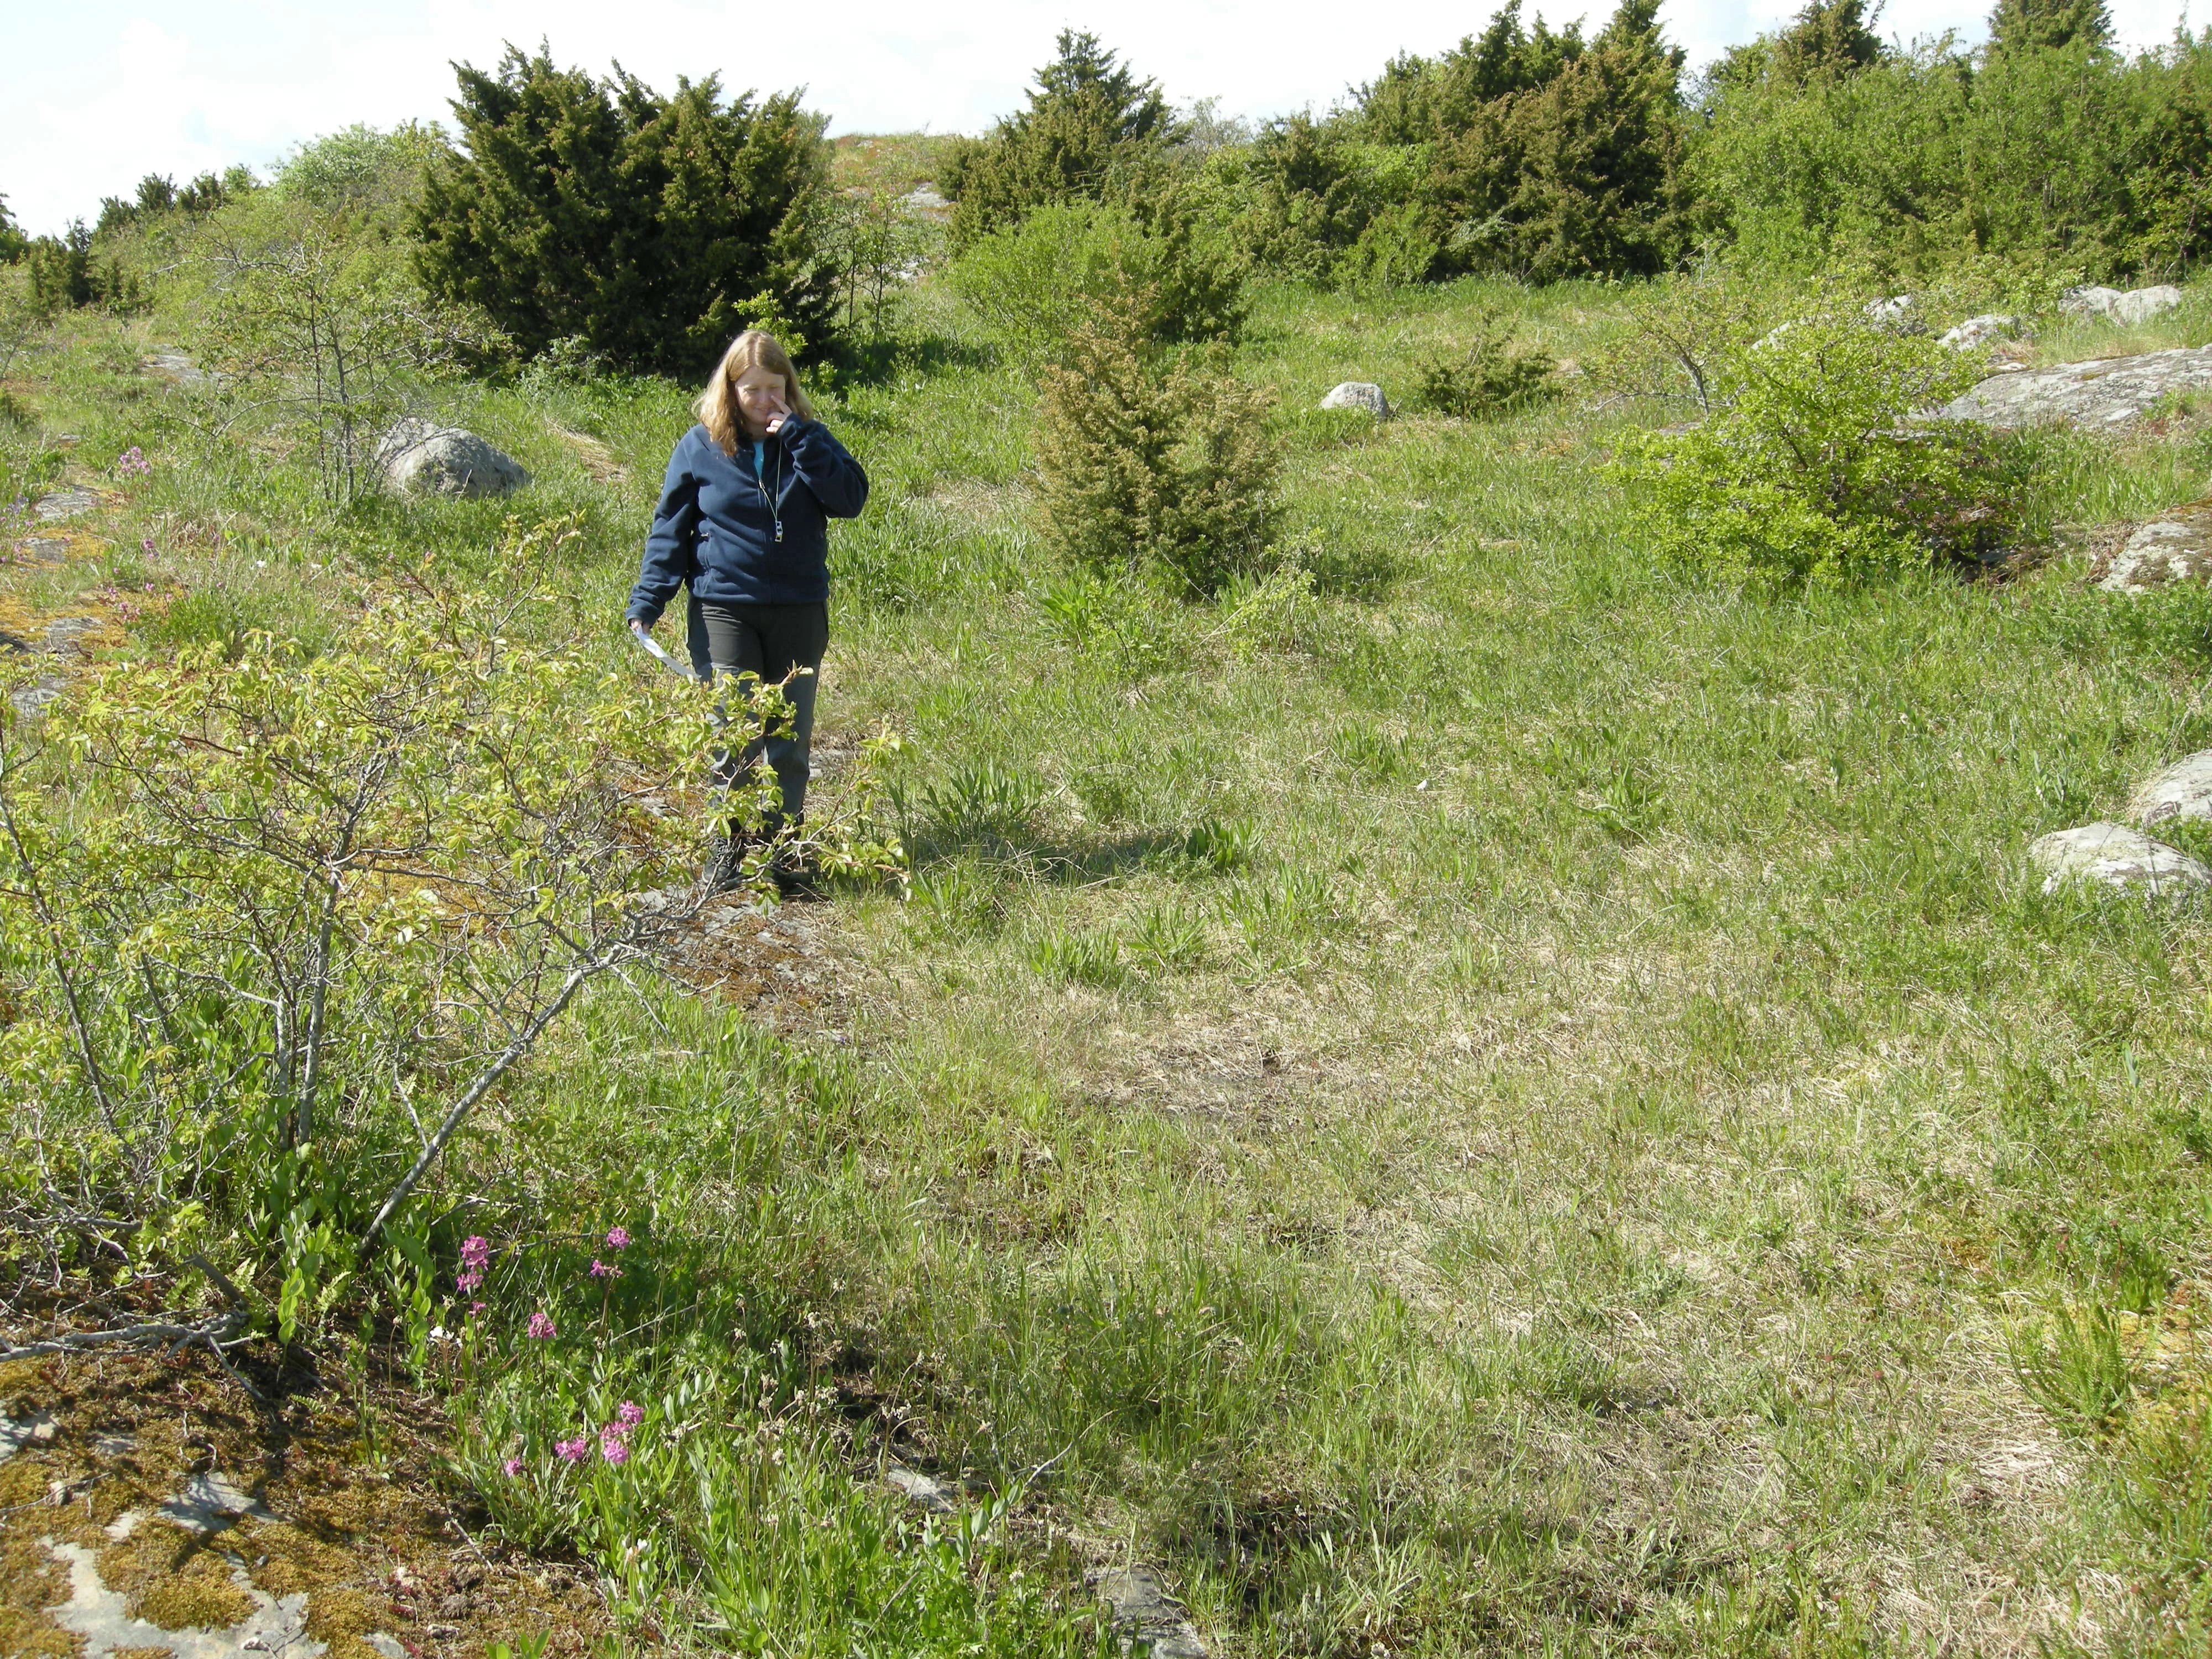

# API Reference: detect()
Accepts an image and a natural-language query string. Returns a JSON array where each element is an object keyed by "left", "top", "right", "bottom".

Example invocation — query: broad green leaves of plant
[
  {"left": 0, "top": 563, "right": 723, "bottom": 1324},
  {"left": 1611, "top": 298, "right": 2020, "bottom": 585}
]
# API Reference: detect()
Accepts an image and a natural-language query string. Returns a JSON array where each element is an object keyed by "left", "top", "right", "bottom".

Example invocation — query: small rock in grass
[
  {"left": 10, "top": 677, "right": 65, "bottom": 718},
  {"left": 44, "top": 615, "right": 102, "bottom": 655},
  {"left": 2133, "top": 751, "right": 2212, "bottom": 828},
  {"left": 34, "top": 489, "right": 96, "bottom": 523},
  {"left": 1863, "top": 294, "right": 1923, "bottom": 332},
  {"left": 2115, "top": 285, "right": 2187, "bottom": 325},
  {"left": 1942, "top": 346, "right": 2212, "bottom": 430},
  {"left": 2029, "top": 822, "right": 2211, "bottom": 896},
  {"left": 2099, "top": 507, "right": 2212, "bottom": 592},
  {"left": 143, "top": 348, "right": 219, "bottom": 388},
  {"left": 1094, "top": 1564, "right": 1209, "bottom": 1658},
  {"left": 1939, "top": 314, "right": 2025, "bottom": 349},
  {"left": 2063, "top": 283, "right": 2184, "bottom": 325},
  {"left": 0, "top": 1411, "right": 56, "bottom": 1458},
  {"left": 376, "top": 417, "right": 530, "bottom": 499},
  {"left": 884, "top": 1464, "right": 954, "bottom": 1512},
  {"left": 158, "top": 1470, "right": 276, "bottom": 1534},
  {"left": 1319, "top": 382, "right": 1390, "bottom": 418}
]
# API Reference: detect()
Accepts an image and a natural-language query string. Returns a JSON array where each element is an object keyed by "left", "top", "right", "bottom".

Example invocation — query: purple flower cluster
[
  {"left": 456, "top": 1234, "right": 490, "bottom": 1295},
  {"left": 600, "top": 1400, "right": 645, "bottom": 1465},
  {"left": 523, "top": 1400, "right": 645, "bottom": 1475},
  {"left": 115, "top": 446, "right": 151, "bottom": 478},
  {"left": 526, "top": 1311, "right": 557, "bottom": 1340}
]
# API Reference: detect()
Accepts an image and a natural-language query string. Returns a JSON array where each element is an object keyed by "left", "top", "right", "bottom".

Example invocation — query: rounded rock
[
  {"left": 377, "top": 418, "right": 530, "bottom": 498},
  {"left": 2029, "top": 822, "right": 2211, "bottom": 896},
  {"left": 1320, "top": 382, "right": 1390, "bottom": 418}
]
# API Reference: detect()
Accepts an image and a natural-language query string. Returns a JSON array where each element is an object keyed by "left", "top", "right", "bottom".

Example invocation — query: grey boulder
[
  {"left": 34, "top": 489, "right": 96, "bottom": 523},
  {"left": 1939, "top": 314, "right": 2024, "bottom": 349},
  {"left": 2029, "top": 822, "right": 2211, "bottom": 896},
  {"left": 2132, "top": 750, "right": 2212, "bottom": 828},
  {"left": 1094, "top": 1564, "right": 1209, "bottom": 1659},
  {"left": 2063, "top": 283, "right": 2184, "bottom": 325},
  {"left": 1320, "top": 382, "right": 1390, "bottom": 418},
  {"left": 1863, "top": 294, "right": 1924, "bottom": 332},
  {"left": 2099, "top": 506, "right": 2212, "bottom": 592},
  {"left": 1940, "top": 346, "right": 2212, "bottom": 430},
  {"left": 377, "top": 418, "right": 529, "bottom": 498},
  {"left": 2132, "top": 752, "right": 2212, "bottom": 832}
]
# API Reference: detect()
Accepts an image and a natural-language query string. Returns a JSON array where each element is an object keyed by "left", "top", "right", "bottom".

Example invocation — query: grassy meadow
[{"left": 13, "top": 246, "right": 2212, "bottom": 1656}]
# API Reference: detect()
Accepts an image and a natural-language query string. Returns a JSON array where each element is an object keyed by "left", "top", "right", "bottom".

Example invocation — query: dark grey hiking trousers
[{"left": 688, "top": 597, "right": 828, "bottom": 827}]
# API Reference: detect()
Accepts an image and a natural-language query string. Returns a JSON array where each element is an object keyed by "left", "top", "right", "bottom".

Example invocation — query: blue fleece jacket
[{"left": 625, "top": 419, "right": 869, "bottom": 624}]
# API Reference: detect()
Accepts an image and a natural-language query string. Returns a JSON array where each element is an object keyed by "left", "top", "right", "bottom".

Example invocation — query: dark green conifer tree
[
  {"left": 938, "top": 32, "right": 1175, "bottom": 247},
  {"left": 1490, "top": 0, "right": 1696, "bottom": 278},
  {"left": 1770, "top": 0, "right": 1884, "bottom": 80},
  {"left": 1987, "top": 0, "right": 2114, "bottom": 52},
  {"left": 0, "top": 195, "right": 27, "bottom": 264},
  {"left": 413, "top": 47, "right": 836, "bottom": 373}
]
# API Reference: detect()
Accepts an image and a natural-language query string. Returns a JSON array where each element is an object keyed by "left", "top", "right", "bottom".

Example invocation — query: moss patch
[{"left": 1, "top": 1348, "right": 618, "bottom": 1657}]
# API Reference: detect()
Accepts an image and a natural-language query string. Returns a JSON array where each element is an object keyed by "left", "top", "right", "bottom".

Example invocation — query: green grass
[{"left": 15, "top": 263, "right": 2212, "bottom": 1656}]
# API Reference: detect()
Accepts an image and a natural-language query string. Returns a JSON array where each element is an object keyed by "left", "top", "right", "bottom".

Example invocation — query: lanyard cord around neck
[{"left": 754, "top": 435, "right": 784, "bottom": 544}]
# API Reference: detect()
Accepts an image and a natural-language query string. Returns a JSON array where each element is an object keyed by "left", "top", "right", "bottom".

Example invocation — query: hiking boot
[{"left": 770, "top": 845, "right": 824, "bottom": 902}]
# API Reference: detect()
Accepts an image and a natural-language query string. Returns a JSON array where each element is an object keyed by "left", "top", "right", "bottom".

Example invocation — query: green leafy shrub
[
  {"left": 1694, "top": 26, "right": 2212, "bottom": 279},
  {"left": 0, "top": 571, "right": 729, "bottom": 1340},
  {"left": 1613, "top": 301, "right": 2023, "bottom": 585},
  {"left": 275, "top": 124, "right": 439, "bottom": 211},
  {"left": 1238, "top": 1, "right": 1696, "bottom": 285},
  {"left": 414, "top": 46, "right": 838, "bottom": 371},
  {"left": 1034, "top": 298, "right": 1279, "bottom": 596},
  {"left": 1411, "top": 310, "right": 1557, "bottom": 415},
  {"left": 199, "top": 204, "right": 507, "bottom": 502},
  {"left": 947, "top": 201, "right": 1244, "bottom": 361}
]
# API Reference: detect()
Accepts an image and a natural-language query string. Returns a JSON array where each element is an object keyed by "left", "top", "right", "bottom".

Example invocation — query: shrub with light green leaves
[
  {"left": 1613, "top": 302, "right": 2027, "bottom": 585},
  {"left": 0, "top": 560, "right": 734, "bottom": 1346},
  {"left": 947, "top": 201, "right": 1245, "bottom": 363}
]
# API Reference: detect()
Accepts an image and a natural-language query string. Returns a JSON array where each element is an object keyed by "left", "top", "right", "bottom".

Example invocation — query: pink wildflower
[
  {"left": 615, "top": 1401, "right": 644, "bottom": 1428},
  {"left": 526, "top": 1312, "right": 557, "bottom": 1339},
  {"left": 140, "top": 537, "right": 155, "bottom": 552},
  {"left": 606, "top": 1227, "right": 630, "bottom": 1250},
  {"left": 470, "top": 1301, "right": 487, "bottom": 1316},
  {"left": 460, "top": 1235, "right": 492, "bottom": 1270},
  {"left": 588, "top": 1258, "right": 623, "bottom": 1280},
  {"left": 456, "top": 1269, "right": 482, "bottom": 1293},
  {"left": 502, "top": 1457, "right": 524, "bottom": 1478},
  {"left": 599, "top": 1432, "right": 630, "bottom": 1467},
  {"left": 554, "top": 1437, "right": 589, "bottom": 1463}
]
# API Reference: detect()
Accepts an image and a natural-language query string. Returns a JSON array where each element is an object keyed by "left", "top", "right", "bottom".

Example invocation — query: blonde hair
[{"left": 697, "top": 330, "right": 816, "bottom": 455}]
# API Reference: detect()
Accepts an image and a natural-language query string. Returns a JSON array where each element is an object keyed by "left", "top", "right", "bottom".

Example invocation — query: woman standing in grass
[{"left": 628, "top": 330, "right": 869, "bottom": 888}]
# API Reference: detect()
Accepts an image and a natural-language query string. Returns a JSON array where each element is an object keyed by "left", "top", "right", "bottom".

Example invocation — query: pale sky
[{"left": 0, "top": 0, "right": 2197, "bottom": 235}]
